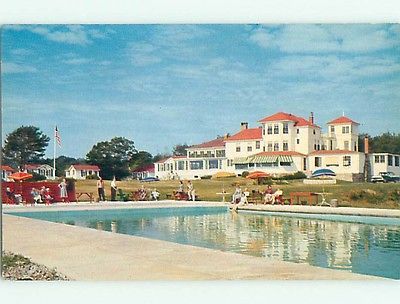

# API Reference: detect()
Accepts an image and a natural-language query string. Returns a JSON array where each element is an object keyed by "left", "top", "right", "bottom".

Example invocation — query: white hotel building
[{"left": 155, "top": 112, "right": 400, "bottom": 182}]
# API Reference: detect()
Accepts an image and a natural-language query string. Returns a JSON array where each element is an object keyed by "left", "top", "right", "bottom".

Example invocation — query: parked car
[
  {"left": 140, "top": 177, "right": 160, "bottom": 182},
  {"left": 379, "top": 172, "right": 400, "bottom": 183},
  {"left": 371, "top": 175, "right": 385, "bottom": 183}
]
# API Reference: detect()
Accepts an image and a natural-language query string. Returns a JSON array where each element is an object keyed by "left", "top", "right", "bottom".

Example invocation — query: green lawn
[{"left": 75, "top": 178, "right": 400, "bottom": 209}]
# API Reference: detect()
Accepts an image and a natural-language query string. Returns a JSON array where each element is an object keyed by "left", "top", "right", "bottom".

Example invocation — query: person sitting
[
  {"left": 187, "top": 181, "right": 194, "bottom": 201},
  {"left": 178, "top": 180, "right": 184, "bottom": 193},
  {"left": 263, "top": 185, "right": 275, "bottom": 204},
  {"left": 31, "top": 188, "right": 43, "bottom": 205},
  {"left": 273, "top": 189, "right": 284, "bottom": 205},
  {"left": 232, "top": 185, "right": 242, "bottom": 204},
  {"left": 5, "top": 187, "right": 15, "bottom": 204},
  {"left": 151, "top": 188, "right": 160, "bottom": 201},
  {"left": 240, "top": 188, "right": 250, "bottom": 205},
  {"left": 44, "top": 188, "right": 54, "bottom": 205}
]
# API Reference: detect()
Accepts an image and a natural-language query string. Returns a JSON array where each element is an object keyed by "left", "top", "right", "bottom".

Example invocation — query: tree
[
  {"left": 152, "top": 153, "right": 170, "bottom": 163},
  {"left": 358, "top": 132, "right": 400, "bottom": 154},
  {"left": 86, "top": 137, "right": 137, "bottom": 179},
  {"left": 2, "top": 126, "right": 50, "bottom": 169},
  {"left": 172, "top": 143, "right": 189, "bottom": 156},
  {"left": 130, "top": 151, "right": 153, "bottom": 170}
]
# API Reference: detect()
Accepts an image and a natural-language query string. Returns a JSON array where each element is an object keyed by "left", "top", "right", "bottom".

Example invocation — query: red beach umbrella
[
  {"left": 246, "top": 171, "right": 270, "bottom": 179},
  {"left": 9, "top": 172, "right": 33, "bottom": 181}
]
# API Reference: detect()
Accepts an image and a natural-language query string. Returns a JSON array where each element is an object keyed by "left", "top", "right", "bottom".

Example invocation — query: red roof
[
  {"left": 24, "top": 164, "right": 40, "bottom": 170},
  {"left": 258, "top": 112, "right": 319, "bottom": 128},
  {"left": 1, "top": 165, "right": 15, "bottom": 172},
  {"left": 132, "top": 164, "right": 155, "bottom": 173},
  {"left": 190, "top": 137, "right": 225, "bottom": 149},
  {"left": 71, "top": 164, "right": 100, "bottom": 171},
  {"left": 309, "top": 150, "right": 359, "bottom": 155},
  {"left": 225, "top": 128, "right": 262, "bottom": 141},
  {"left": 254, "top": 151, "right": 306, "bottom": 157},
  {"left": 328, "top": 116, "right": 359, "bottom": 125}
]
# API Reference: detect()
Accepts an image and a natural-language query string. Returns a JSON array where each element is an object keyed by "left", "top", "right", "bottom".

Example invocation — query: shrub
[
  {"left": 86, "top": 174, "right": 100, "bottom": 180},
  {"left": 274, "top": 171, "right": 306, "bottom": 180},
  {"left": 200, "top": 175, "right": 212, "bottom": 180},
  {"left": 241, "top": 171, "right": 250, "bottom": 178},
  {"left": 29, "top": 172, "right": 47, "bottom": 181}
]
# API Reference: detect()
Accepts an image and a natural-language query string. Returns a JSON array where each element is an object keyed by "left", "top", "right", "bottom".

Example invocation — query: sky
[{"left": 2, "top": 24, "right": 400, "bottom": 158}]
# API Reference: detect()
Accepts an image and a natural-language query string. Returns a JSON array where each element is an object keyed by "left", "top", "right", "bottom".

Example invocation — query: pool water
[{"left": 9, "top": 207, "right": 400, "bottom": 279}]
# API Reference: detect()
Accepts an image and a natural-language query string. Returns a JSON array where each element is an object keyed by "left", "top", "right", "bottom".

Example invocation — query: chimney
[
  {"left": 240, "top": 122, "right": 248, "bottom": 131},
  {"left": 309, "top": 112, "right": 314, "bottom": 124},
  {"left": 364, "top": 136, "right": 369, "bottom": 154},
  {"left": 224, "top": 133, "right": 230, "bottom": 140}
]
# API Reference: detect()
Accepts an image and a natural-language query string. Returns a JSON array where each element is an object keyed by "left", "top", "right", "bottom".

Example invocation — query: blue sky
[{"left": 2, "top": 24, "right": 400, "bottom": 158}]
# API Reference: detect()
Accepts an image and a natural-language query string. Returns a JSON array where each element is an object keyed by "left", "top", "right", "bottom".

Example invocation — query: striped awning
[
  {"left": 279, "top": 155, "right": 293, "bottom": 163},
  {"left": 233, "top": 157, "right": 249, "bottom": 164},
  {"left": 251, "top": 155, "right": 278, "bottom": 163}
]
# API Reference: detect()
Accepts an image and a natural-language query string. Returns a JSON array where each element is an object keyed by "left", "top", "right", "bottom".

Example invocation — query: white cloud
[
  {"left": 7, "top": 25, "right": 111, "bottom": 45},
  {"left": 10, "top": 48, "right": 32, "bottom": 56},
  {"left": 2, "top": 62, "right": 37, "bottom": 74},
  {"left": 63, "top": 57, "right": 92, "bottom": 65},
  {"left": 250, "top": 24, "right": 400, "bottom": 53}
]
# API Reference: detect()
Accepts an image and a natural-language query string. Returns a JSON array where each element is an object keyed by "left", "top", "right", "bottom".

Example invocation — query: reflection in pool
[{"left": 9, "top": 207, "right": 400, "bottom": 279}]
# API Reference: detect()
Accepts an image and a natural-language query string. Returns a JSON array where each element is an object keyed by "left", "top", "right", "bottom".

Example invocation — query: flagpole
[{"left": 53, "top": 126, "right": 56, "bottom": 180}]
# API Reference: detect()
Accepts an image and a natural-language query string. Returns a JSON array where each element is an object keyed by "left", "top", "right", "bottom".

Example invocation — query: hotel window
[
  {"left": 274, "top": 124, "right": 279, "bottom": 134},
  {"left": 395, "top": 156, "right": 399, "bottom": 166},
  {"left": 344, "top": 141, "right": 349, "bottom": 150},
  {"left": 178, "top": 161, "right": 185, "bottom": 170},
  {"left": 313, "top": 129, "right": 316, "bottom": 135},
  {"left": 343, "top": 156, "right": 351, "bottom": 167},
  {"left": 330, "top": 126, "right": 335, "bottom": 133},
  {"left": 283, "top": 141, "right": 288, "bottom": 151},
  {"left": 267, "top": 125, "right": 272, "bottom": 134},
  {"left": 262, "top": 126, "right": 265, "bottom": 135},
  {"left": 236, "top": 144, "right": 241, "bottom": 152},
  {"left": 209, "top": 159, "right": 219, "bottom": 169},
  {"left": 297, "top": 138, "right": 300, "bottom": 144},
  {"left": 375, "top": 155, "right": 386, "bottom": 163},
  {"left": 247, "top": 146, "right": 252, "bottom": 152},
  {"left": 314, "top": 144, "right": 317, "bottom": 150},
  {"left": 342, "top": 126, "right": 350, "bottom": 134},
  {"left": 315, "top": 157, "right": 322, "bottom": 167},
  {"left": 256, "top": 141, "right": 260, "bottom": 149},
  {"left": 274, "top": 142, "right": 279, "bottom": 151},
  {"left": 296, "top": 129, "right": 299, "bottom": 134},
  {"left": 303, "top": 158, "right": 307, "bottom": 171},
  {"left": 388, "top": 155, "right": 393, "bottom": 166},
  {"left": 267, "top": 142, "right": 273, "bottom": 152},
  {"left": 190, "top": 161, "right": 203, "bottom": 170},
  {"left": 283, "top": 123, "right": 289, "bottom": 134}
]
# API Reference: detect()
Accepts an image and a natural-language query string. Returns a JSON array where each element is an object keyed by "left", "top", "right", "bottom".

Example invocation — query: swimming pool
[{"left": 8, "top": 206, "right": 400, "bottom": 279}]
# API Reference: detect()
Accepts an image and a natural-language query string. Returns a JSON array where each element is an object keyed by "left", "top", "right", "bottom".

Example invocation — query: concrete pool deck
[{"left": 2, "top": 202, "right": 382, "bottom": 280}]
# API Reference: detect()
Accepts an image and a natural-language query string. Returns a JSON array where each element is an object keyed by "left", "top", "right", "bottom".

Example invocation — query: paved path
[
  {"left": 233, "top": 204, "right": 400, "bottom": 218},
  {"left": 3, "top": 208, "right": 378, "bottom": 280}
]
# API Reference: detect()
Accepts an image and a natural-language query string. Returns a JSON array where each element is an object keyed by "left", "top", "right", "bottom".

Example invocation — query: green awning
[
  {"left": 233, "top": 157, "right": 249, "bottom": 164},
  {"left": 279, "top": 155, "right": 293, "bottom": 163},
  {"left": 252, "top": 155, "right": 278, "bottom": 163}
]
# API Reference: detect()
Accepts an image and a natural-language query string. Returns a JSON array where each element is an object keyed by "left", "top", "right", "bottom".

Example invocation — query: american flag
[{"left": 55, "top": 126, "right": 62, "bottom": 147}]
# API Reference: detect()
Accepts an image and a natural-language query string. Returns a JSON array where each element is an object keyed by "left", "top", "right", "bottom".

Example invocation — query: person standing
[
  {"left": 58, "top": 179, "right": 69, "bottom": 203},
  {"left": 187, "top": 180, "right": 194, "bottom": 201},
  {"left": 97, "top": 177, "right": 106, "bottom": 201},
  {"left": 111, "top": 176, "right": 117, "bottom": 201}
]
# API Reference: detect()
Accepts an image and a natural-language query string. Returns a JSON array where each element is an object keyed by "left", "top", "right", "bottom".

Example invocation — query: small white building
[
  {"left": 132, "top": 164, "right": 155, "bottom": 180},
  {"left": 1, "top": 165, "right": 15, "bottom": 181},
  {"left": 370, "top": 153, "right": 400, "bottom": 176},
  {"left": 65, "top": 164, "right": 100, "bottom": 180},
  {"left": 24, "top": 164, "right": 54, "bottom": 179}
]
